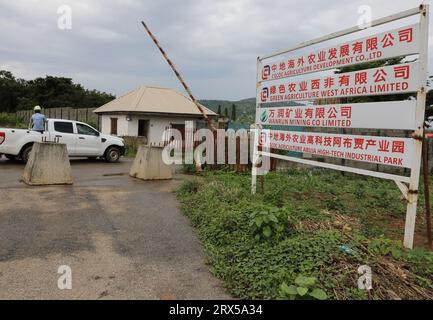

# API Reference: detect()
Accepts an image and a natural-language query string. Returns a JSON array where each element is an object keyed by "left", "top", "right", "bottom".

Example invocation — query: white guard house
[{"left": 94, "top": 86, "right": 217, "bottom": 144}]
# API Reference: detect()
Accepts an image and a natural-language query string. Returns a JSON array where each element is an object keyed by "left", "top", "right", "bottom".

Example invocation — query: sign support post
[
  {"left": 404, "top": 4, "right": 429, "bottom": 249},
  {"left": 422, "top": 130, "right": 433, "bottom": 248},
  {"left": 252, "top": 57, "right": 262, "bottom": 195}
]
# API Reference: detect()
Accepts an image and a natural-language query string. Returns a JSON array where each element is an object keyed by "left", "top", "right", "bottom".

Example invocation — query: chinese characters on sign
[
  {"left": 258, "top": 101, "right": 417, "bottom": 130},
  {"left": 259, "top": 130, "right": 414, "bottom": 168},
  {"left": 260, "top": 63, "right": 418, "bottom": 103},
  {"left": 261, "top": 24, "right": 419, "bottom": 81}
]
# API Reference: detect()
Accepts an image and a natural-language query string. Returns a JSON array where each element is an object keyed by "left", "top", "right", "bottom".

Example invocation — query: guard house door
[
  {"left": 138, "top": 120, "right": 149, "bottom": 139},
  {"left": 110, "top": 118, "right": 118, "bottom": 135}
]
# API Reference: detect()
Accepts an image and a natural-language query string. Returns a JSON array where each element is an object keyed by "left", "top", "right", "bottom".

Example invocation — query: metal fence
[{"left": 16, "top": 108, "right": 100, "bottom": 127}]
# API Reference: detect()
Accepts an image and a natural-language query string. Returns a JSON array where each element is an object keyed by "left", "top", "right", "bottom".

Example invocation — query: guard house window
[
  {"left": 110, "top": 118, "right": 118, "bottom": 135},
  {"left": 54, "top": 121, "right": 74, "bottom": 134},
  {"left": 138, "top": 120, "right": 149, "bottom": 138}
]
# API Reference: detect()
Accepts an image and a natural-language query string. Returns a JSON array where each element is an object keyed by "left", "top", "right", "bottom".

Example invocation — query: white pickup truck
[{"left": 0, "top": 119, "right": 125, "bottom": 163}]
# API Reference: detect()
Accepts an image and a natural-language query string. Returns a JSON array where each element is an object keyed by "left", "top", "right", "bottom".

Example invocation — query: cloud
[
  {"left": 0, "top": 0, "right": 431, "bottom": 100},
  {"left": 79, "top": 26, "right": 130, "bottom": 42}
]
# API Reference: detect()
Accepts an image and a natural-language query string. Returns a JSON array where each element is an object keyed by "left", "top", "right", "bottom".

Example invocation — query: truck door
[
  {"left": 52, "top": 121, "right": 77, "bottom": 155},
  {"left": 75, "top": 123, "right": 101, "bottom": 156}
]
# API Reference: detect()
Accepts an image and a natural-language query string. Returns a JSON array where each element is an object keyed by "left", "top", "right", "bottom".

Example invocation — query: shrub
[
  {"left": 278, "top": 275, "right": 328, "bottom": 300},
  {"left": 0, "top": 113, "right": 26, "bottom": 128},
  {"left": 177, "top": 178, "right": 201, "bottom": 197},
  {"left": 176, "top": 170, "right": 433, "bottom": 299},
  {"left": 249, "top": 208, "right": 293, "bottom": 241},
  {"left": 181, "top": 164, "right": 197, "bottom": 174},
  {"left": 122, "top": 136, "right": 147, "bottom": 158}
]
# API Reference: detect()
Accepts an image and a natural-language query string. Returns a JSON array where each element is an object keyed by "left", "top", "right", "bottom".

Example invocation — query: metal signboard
[
  {"left": 260, "top": 24, "right": 419, "bottom": 81},
  {"left": 257, "top": 100, "right": 417, "bottom": 130},
  {"left": 259, "top": 130, "right": 414, "bottom": 168},
  {"left": 260, "top": 62, "right": 419, "bottom": 103},
  {"left": 252, "top": 5, "right": 430, "bottom": 249}
]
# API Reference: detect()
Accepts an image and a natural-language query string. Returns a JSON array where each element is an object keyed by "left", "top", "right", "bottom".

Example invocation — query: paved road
[{"left": 0, "top": 157, "right": 230, "bottom": 299}]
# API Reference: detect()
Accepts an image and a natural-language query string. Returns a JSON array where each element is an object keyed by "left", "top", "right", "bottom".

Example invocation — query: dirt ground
[{"left": 0, "top": 157, "right": 230, "bottom": 300}]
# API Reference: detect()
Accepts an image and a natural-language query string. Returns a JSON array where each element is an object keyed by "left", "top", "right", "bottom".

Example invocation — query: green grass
[
  {"left": 124, "top": 147, "right": 137, "bottom": 158},
  {"left": 176, "top": 169, "right": 433, "bottom": 300}
]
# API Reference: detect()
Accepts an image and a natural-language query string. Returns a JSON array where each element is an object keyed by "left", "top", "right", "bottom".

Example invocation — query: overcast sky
[{"left": 1, "top": 0, "right": 432, "bottom": 100}]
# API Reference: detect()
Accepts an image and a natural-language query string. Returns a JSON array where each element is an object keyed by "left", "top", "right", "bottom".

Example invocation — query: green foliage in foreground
[
  {"left": 0, "top": 112, "right": 26, "bottom": 128},
  {"left": 177, "top": 170, "right": 433, "bottom": 299},
  {"left": 279, "top": 276, "right": 328, "bottom": 300}
]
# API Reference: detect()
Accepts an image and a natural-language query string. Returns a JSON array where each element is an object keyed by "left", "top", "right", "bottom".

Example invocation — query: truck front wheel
[
  {"left": 21, "top": 145, "right": 33, "bottom": 163},
  {"left": 104, "top": 146, "right": 121, "bottom": 163}
]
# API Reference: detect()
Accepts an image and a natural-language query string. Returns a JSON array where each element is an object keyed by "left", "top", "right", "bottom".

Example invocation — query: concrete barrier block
[
  {"left": 22, "top": 142, "right": 73, "bottom": 186},
  {"left": 130, "top": 145, "right": 172, "bottom": 180}
]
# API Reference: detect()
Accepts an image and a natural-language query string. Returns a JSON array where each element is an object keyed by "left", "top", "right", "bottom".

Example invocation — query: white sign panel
[
  {"left": 258, "top": 100, "right": 417, "bottom": 130},
  {"left": 259, "top": 130, "right": 414, "bottom": 168},
  {"left": 260, "top": 24, "right": 419, "bottom": 81},
  {"left": 260, "top": 62, "right": 418, "bottom": 103},
  {"left": 253, "top": 5, "right": 428, "bottom": 249}
]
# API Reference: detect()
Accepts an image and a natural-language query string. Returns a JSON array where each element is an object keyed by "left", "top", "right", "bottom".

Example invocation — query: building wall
[
  {"left": 146, "top": 116, "right": 191, "bottom": 143},
  {"left": 101, "top": 114, "right": 129, "bottom": 136},
  {"left": 100, "top": 114, "right": 198, "bottom": 144}
]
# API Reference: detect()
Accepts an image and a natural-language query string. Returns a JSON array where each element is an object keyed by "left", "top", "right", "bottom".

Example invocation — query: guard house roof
[{"left": 94, "top": 86, "right": 217, "bottom": 117}]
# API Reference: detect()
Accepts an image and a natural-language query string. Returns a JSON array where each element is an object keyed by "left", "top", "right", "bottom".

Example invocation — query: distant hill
[
  {"left": 199, "top": 97, "right": 304, "bottom": 117},
  {"left": 199, "top": 98, "right": 256, "bottom": 117}
]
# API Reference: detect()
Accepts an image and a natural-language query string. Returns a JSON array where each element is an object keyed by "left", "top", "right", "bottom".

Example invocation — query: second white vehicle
[{"left": 0, "top": 119, "right": 125, "bottom": 163}]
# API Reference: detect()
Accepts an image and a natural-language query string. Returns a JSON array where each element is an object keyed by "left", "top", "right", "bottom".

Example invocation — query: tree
[
  {"left": 0, "top": 70, "right": 115, "bottom": 113},
  {"left": 224, "top": 107, "right": 229, "bottom": 118},
  {"left": 231, "top": 103, "right": 237, "bottom": 121},
  {"left": 0, "top": 71, "right": 26, "bottom": 113},
  {"left": 217, "top": 104, "right": 222, "bottom": 116}
]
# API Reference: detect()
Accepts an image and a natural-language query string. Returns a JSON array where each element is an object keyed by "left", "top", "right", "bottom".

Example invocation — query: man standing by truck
[{"left": 30, "top": 106, "right": 46, "bottom": 133}]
